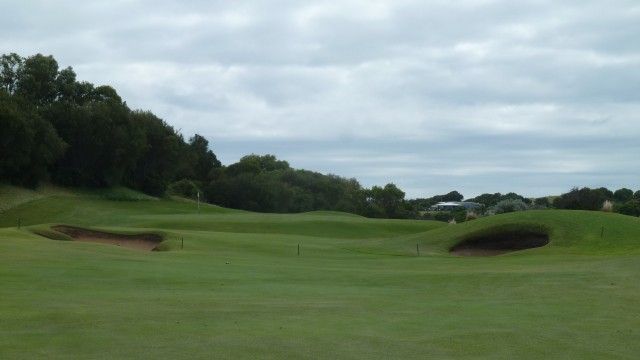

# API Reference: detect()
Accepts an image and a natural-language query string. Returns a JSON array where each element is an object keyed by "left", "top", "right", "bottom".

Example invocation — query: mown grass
[{"left": 1, "top": 189, "right": 640, "bottom": 359}]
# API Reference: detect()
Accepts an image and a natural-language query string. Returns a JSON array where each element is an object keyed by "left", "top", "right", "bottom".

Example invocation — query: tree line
[
  {"left": 552, "top": 187, "right": 640, "bottom": 217},
  {"left": 197, "top": 154, "right": 410, "bottom": 217},
  {"left": 2, "top": 53, "right": 639, "bottom": 219}
]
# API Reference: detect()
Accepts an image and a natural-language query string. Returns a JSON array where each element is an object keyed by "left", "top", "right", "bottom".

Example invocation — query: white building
[{"left": 429, "top": 201, "right": 482, "bottom": 211}]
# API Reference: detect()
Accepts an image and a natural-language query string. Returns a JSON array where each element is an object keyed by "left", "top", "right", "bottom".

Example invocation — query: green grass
[{"left": 1, "top": 188, "right": 640, "bottom": 359}]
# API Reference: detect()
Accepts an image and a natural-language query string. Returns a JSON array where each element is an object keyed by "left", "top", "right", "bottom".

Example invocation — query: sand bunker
[
  {"left": 51, "top": 225, "right": 162, "bottom": 251},
  {"left": 450, "top": 230, "right": 549, "bottom": 257}
]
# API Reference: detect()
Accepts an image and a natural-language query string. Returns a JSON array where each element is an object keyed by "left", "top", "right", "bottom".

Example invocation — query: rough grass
[
  {"left": 1, "top": 189, "right": 640, "bottom": 359},
  {"left": 0, "top": 184, "right": 73, "bottom": 212}
]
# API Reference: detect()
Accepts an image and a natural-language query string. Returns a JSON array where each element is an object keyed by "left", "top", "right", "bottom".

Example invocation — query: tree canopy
[{"left": 0, "top": 53, "right": 218, "bottom": 195}]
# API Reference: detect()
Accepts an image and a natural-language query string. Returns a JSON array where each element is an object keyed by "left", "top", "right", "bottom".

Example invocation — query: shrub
[
  {"left": 471, "top": 204, "right": 487, "bottom": 215},
  {"left": 534, "top": 197, "right": 550, "bottom": 207},
  {"left": 493, "top": 198, "right": 528, "bottom": 214},
  {"left": 465, "top": 211, "right": 478, "bottom": 221},
  {"left": 616, "top": 199, "right": 640, "bottom": 217},
  {"left": 451, "top": 207, "right": 467, "bottom": 223},
  {"left": 167, "top": 179, "right": 201, "bottom": 199},
  {"left": 433, "top": 212, "right": 451, "bottom": 223}
]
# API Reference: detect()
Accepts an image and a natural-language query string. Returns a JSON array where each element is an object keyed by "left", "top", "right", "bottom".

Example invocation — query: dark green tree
[
  {"left": 534, "top": 197, "right": 550, "bottom": 207},
  {"left": 1, "top": 53, "right": 23, "bottom": 95},
  {"left": 0, "top": 91, "right": 66, "bottom": 186},
  {"left": 127, "top": 111, "right": 185, "bottom": 195},
  {"left": 466, "top": 193, "right": 504, "bottom": 207},
  {"left": 187, "top": 134, "right": 221, "bottom": 182},
  {"left": 616, "top": 199, "right": 640, "bottom": 217},
  {"left": 15, "top": 53, "right": 59, "bottom": 105},
  {"left": 46, "top": 86, "right": 145, "bottom": 187},
  {"left": 364, "top": 183, "right": 407, "bottom": 218},
  {"left": 613, "top": 188, "right": 634, "bottom": 203},
  {"left": 553, "top": 187, "right": 610, "bottom": 211}
]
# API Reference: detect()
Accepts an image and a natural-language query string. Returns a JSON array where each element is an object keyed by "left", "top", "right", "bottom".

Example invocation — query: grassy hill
[{"left": 1, "top": 186, "right": 640, "bottom": 359}]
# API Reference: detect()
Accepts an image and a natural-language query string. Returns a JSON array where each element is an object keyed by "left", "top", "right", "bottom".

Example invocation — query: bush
[
  {"left": 465, "top": 212, "right": 478, "bottom": 221},
  {"left": 433, "top": 212, "right": 451, "bottom": 222},
  {"left": 534, "top": 197, "right": 550, "bottom": 207},
  {"left": 167, "top": 179, "right": 201, "bottom": 199},
  {"left": 493, "top": 198, "right": 528, "bottom": 214},
  {"left": 470, "top": 204, "right": 487, "bottom": 215},
  {"left": 451, "top": 207, "right": 467, "bottom": 223},
  {"left": 616, "top": 199, "right": 640, "bottom": 217}
]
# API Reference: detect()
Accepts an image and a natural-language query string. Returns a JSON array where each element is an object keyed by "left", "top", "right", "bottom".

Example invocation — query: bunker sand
[{"left": 52, "top": 225, "right": 162, "bottom": 251}]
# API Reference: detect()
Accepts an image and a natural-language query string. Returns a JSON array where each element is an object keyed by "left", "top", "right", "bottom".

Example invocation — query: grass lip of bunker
[
  {"left": 51, "top": 225, "right": 163, "bottom": 251},
  {"left": 450, "top": 228, "right": 550, "bottom": 257}
]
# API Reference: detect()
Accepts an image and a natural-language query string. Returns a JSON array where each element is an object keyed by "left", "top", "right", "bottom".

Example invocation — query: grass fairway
[{"left": 1, "top": 187, "right": 640, "bottom": 359}]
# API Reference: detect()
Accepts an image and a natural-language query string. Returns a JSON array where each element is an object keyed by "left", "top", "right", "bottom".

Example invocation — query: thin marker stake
[
  {"left": 601, "top": 226, "right": 604, "bottom": 239},
  {"left": 298, "top": 243, "right": 300, "bottom": 256},
  {"left": 417, "top": 243, "right": 420, "bottom": 256}
]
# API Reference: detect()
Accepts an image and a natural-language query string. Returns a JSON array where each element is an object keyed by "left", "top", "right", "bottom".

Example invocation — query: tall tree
[
  {"left": 613, "top": 188, "right": 634, "bottom": 203},
  {"left": 46, "top": 85, "right": 144, "bottom": 187},
  {"left": 127, "top": 111, "right": 185, "bottom": 195},
  {"left": 1, "top": 53, "right": 23, "bottom": 95},
  {"left": 0, "top": 91, "right": 66, "bottom": 186},
  {"left": 16, "top": 53, "right": 59, "bottom": 105},
  {"left": 188, "top": 134, "right": 221, "bottom": 182}
]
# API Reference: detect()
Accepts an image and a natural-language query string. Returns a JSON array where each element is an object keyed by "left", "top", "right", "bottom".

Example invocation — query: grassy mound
[{"left": 341, "top": 210, "right": 640, "bottom": 257}]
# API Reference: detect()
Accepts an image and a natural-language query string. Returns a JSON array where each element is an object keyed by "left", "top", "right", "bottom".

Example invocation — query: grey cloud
[{"left": 2, "top": 0, "right": 639, "bottom": 198}]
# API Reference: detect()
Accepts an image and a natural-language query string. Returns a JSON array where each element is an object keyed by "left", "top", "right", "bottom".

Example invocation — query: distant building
[{"left": 429, "top": 201, "right": 482, "bottom": 211}]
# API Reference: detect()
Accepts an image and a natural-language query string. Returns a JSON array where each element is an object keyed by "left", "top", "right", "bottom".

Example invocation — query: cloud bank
[{"left": 2, "top": 0, "right": 639, "bottom": 198}]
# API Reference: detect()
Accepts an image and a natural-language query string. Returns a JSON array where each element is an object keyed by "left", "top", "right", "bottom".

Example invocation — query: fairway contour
[
  {"left": 450, "top": 229, "right": 549, "bottom": 257},
  {"left": 51, "top": 225, "right": 163, "bottom": 251}
]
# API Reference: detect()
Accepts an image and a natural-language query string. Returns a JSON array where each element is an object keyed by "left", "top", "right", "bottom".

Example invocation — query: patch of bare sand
[{"left": 51, "top": 225, "right": 162, "bottom": 251}]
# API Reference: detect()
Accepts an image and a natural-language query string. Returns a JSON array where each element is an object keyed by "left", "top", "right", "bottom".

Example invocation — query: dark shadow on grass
[{"left": 450, "top": 230, "right": 549, "bottom": 257}]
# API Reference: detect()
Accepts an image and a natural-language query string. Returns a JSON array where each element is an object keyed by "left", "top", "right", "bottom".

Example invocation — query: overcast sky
[{"left": 3, "top": 0, "right": 639, "bottom": 199}]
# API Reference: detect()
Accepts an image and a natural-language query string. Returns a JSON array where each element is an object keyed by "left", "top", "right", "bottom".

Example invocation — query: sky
[{"left": 2, "top": 0, "right": 640, "bottom": 199}]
